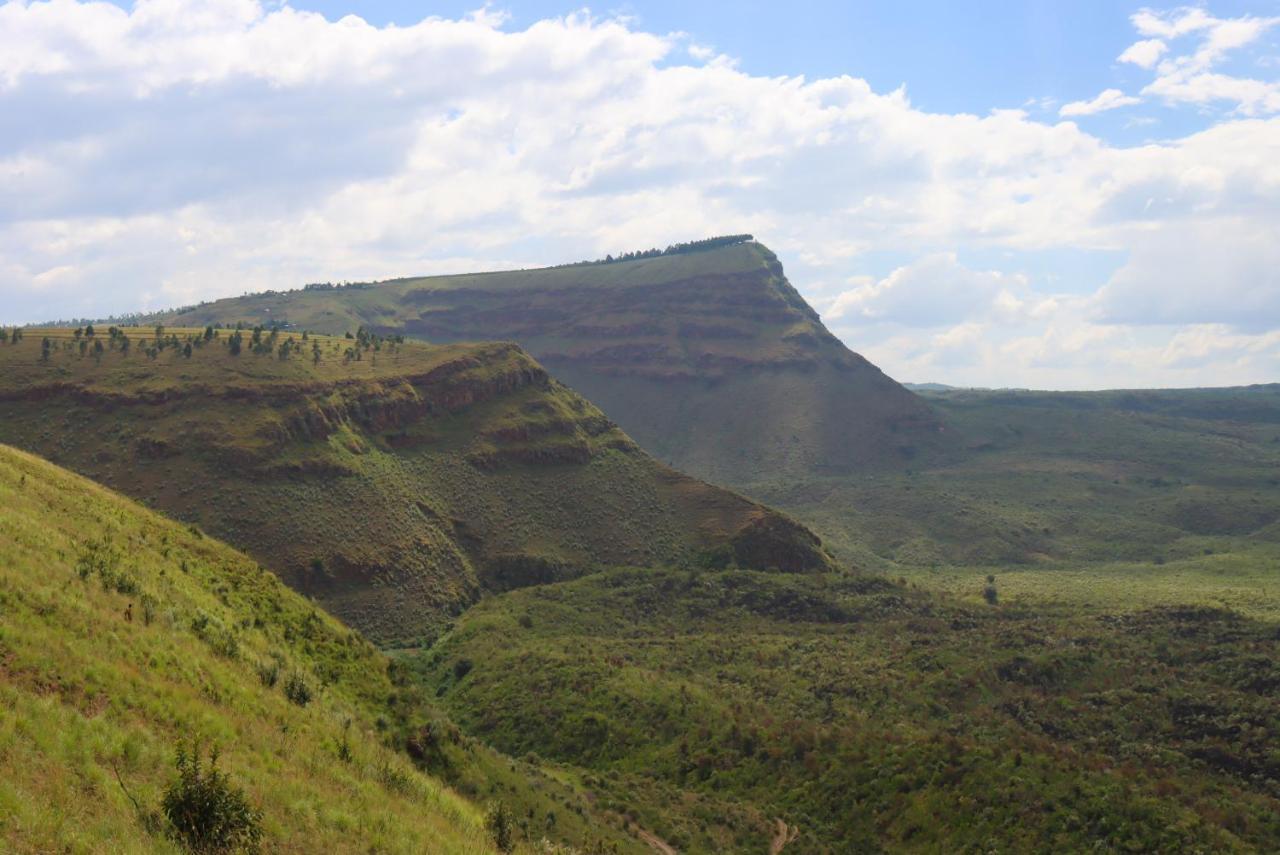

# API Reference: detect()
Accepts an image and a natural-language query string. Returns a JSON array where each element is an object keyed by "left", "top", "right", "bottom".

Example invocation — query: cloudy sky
[{"left": 2, "top": 0, "right": 1279, "bottom": 388}]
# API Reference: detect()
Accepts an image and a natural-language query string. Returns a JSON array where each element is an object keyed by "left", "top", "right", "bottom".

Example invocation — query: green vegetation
[
  {"left": 753, "top": 385, "right": 1280, "bottom": 605},
  {"left": 0, "top": 444, "right": 488, "bottom": 851},
  {"left": 417, "top": 565, "right": 1280, "bottom": 853},
  {"left": 0, "top": 327, "right": 832, "bottom": 646},
  {"left": 0, "top": 443, "right": 669, "bottom": 853},
  {"left": 162, "top": 740, "right": 263, "bottom": 854},
  {"left": 23, "top": 244, "right": 1280, "bottom": 852}
]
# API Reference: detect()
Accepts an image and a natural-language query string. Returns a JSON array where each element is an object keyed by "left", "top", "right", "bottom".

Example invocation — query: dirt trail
[
  {"left": 636, "top": 826, "right": 677, "bottom": 855},
  {"left": 769, "top": 818, "right": 799, "bottom": 855}
]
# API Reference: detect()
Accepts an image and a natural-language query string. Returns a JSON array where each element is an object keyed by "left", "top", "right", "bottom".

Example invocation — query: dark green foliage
[
  {"left": 485, "top": 800, "right": 515, "bottom": 853},
  {"left": 335, "top": 718, "right": 353, "bottom": 763},
  {"left": 161, "top": 739, "right": 262, "bottom": 854},
  {"left": 423, "top": 567, "right": 1280, "bottom": 853},
  {"left": 283, "top": 671, "right": 312, "bottom": 707},
  {"left": 255, "top": 659, "right": 279, "bottom": 688},
  {"left": 570, "top": 234, "right": 754, "bottom": 267},
  {"left": 983, "top": 573, "right": 998, "bottom": 605}
]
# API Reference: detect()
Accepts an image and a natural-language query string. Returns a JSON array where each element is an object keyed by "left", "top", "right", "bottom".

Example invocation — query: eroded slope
[
  {"left": 149, "top": 240, "right": 948, "bottom": 484},
  {"left": 0, "top": 328, "right": 834, "bottom": 645}
]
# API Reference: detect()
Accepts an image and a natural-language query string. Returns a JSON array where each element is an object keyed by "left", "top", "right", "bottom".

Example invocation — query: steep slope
[
  {"left": 0, "top": 328, "right": 834, "bottom": 647},
  {"left": 148, "top": 239, "right": 947, "bottom": 485},
  {"left": 0, "top": 444, "right": 647, "bottom": 854}
]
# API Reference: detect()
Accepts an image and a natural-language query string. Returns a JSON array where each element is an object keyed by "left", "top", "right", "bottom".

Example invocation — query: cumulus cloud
[
  {"left": 0, "top": 0, "right": 1278, "bottom": 389},
  {"left": 826, "top": 254, "right": 1028, "bottom": 327},
  {"left": 1059, "top": 88, "right": 1141, "bottom": 117},
  {"left": 1121, "top": 6, "right": 1280, "bottom": 115},
  {"left": 1118, "top": 38, "right": 1168, "bottom": 69}
]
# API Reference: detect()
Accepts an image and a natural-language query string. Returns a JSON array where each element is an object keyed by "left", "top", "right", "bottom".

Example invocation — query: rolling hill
[
  {"left": 144, "top": 238, "right": 948, "bottom": 485},
  {"left": 0, "top": 443, "right": 652, "bottom": 854},
  {"left": 0, "top": 327, "right": 833, "bottom": 647}
]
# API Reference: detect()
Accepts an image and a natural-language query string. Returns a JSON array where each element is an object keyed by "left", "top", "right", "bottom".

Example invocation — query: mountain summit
[{"left": 155, "top": 239, "right": 947, "bottom": 486}]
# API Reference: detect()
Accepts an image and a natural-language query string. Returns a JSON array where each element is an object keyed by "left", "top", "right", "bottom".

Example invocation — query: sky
[{"left": 2, "top": 1, "right": 1279, "bottom": 388}]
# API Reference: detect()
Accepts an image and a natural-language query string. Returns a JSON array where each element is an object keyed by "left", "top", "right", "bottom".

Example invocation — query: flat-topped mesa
[
  {"left": 0, "top": 328, "right": 837, "bottom": 645},
  {"left": 149, "top": 240, "right": 951, "bottom": 486}
]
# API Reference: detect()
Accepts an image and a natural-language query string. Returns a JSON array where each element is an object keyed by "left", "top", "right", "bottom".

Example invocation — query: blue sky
[
  {"left": 281, "top": 0, "right": 1277, "bottom": 136},
  {"left": 3, "top": 0, "right": 1280, "bottom": 387}
]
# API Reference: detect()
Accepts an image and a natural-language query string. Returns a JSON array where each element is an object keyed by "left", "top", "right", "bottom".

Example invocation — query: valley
[{"left": 4, "top": 242, "right": 1279, "bottom": 853}]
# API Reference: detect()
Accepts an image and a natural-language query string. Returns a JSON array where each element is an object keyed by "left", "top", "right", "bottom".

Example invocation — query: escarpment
[
  {"left": 0, "top": 330, "right": 837, "bottom": 645},
  {"left": 152, "top": 239, "right": 952, "bottom": 486}
]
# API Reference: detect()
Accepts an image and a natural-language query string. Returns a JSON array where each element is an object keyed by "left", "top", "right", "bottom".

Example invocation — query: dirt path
[
  {"left": 769, "top": 818, "right": 798, "bottom": 855},
  {"left": 636, "top": 826, "right": 677, "bottom": 855}
]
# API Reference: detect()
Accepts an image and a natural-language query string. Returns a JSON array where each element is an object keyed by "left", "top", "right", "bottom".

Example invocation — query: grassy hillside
[
  {"left": 414, "top": 565, "right": 1280, "bottom": 853},
  {"left": 0, "top": 327, "right": 834, "bottom": 647},
  {"left": 143, "top": 241, "right": 948, "bottom": 484},
  {"left": 755, "top": 385, "right": 1280, "bottom": 574},
  {"left": 0, "top": 443, "right": 661, "bottom": 854}
]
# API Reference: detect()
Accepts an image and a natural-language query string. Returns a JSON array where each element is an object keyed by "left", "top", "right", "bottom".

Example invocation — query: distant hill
[
  {"left": 0, "top": 443, "right": 648, "bottom": 853},
  {"left": 0, "top": 327, "right": 834, "bottom": 647},
  {"left": 146, "top": 240, "right": 949, "bottom": 485}
]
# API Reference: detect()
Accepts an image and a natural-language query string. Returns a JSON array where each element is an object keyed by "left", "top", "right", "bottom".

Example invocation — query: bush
[
  {"left": 983, "top": 574, "right": 999, "bottom": 605},
  {"left": 256, "top": 660, "right": 280, "bottom": 688},
  {"left": 485, "top": 800, "right": 515, "bottom": 853},
  {"left": 161, "top": 739, "right": 262, "bottom": 853},
  {"left": 283, "top": 671, "right": 312, "bottom": 707}
]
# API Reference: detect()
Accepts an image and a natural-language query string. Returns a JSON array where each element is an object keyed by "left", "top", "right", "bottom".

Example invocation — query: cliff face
[
  {"left": 157, "top": 241, "right": 950, "bottom": 487},
  {"left": 0, "top": 331, "right": 835, "bottom": 645}
]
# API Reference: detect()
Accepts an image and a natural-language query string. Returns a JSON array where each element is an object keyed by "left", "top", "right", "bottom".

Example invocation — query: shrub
[
  {"left": 283, "top": 671, "right": 312, "bottom": 707},
  {"left": 485, "top": 800, "right": 515, "bottom": 853},
  {"left": 452, "top": 658, "right": 474, "bottom": 681},
  {"left": 335, "top": 718, "right": 353, "bottom": 763},
  {"left": 161, "top": 739, "right": 262, "bottom": 854},
  {"left": 983, "top": 574, "right": 999, "bottom": 605},
  {"left": 256, "top": 660, "right": 280, "bottom": 689}
]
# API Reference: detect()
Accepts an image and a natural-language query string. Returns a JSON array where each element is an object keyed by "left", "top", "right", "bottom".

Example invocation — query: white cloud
[
  {"left": 0, "top": 1, "right": 1277, "bottom": 389},
  {"left": 1118, "top": 38, "right": 1168, "bottom": 69},
  {"left": 826, "top": 254, "right": 1028, "bottom": 327},
  {"left": 1120, "top": 7, "right": 1280, "bottom": 116},
  {"left": 1060, "top": 88, "right": 1142, "bottom": 116}
]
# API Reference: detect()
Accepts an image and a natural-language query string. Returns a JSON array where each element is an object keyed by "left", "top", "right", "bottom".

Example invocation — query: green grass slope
[
  {"left": 756, "top": 385, "right": 1280, "bottom": 572},
  {"left": 144, "top": 240, "right": 948, "bottom": 485},
  {"left": 414, "top": 565, "right": 1280, "bottom": 853},
  {"left": 0, "top": 443, "right": 662, "bottom": 854},
  {"left": 0, "top": 328, "right": 834, "bottom": 647}
]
